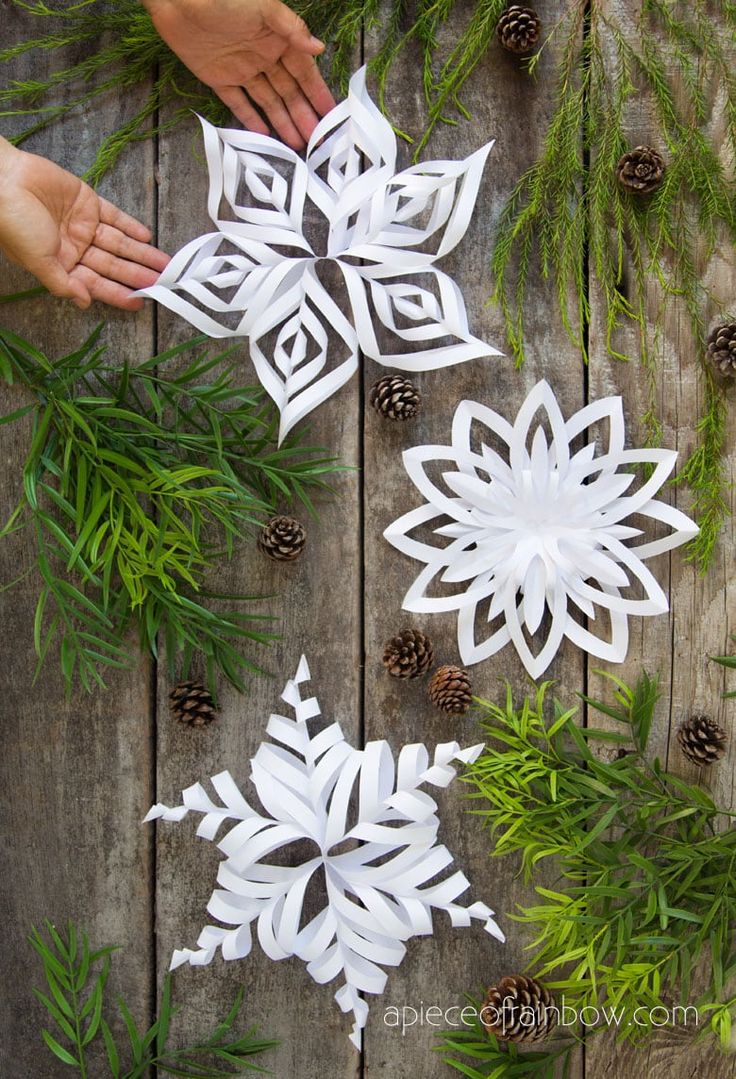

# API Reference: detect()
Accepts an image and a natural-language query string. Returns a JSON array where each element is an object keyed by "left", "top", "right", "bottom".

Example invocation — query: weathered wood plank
[
  {"left": 362, "top": 4, "right": 585, "bottom": 1074},
  {"left": 0, "top": 7, "right": 156, "bottom": 1074},
  {"left": 151, "top": 103, "right": 362, "bottom": 1076},
  {"left": 587, "top": 3, "right": 736, "bottom": 1076}
]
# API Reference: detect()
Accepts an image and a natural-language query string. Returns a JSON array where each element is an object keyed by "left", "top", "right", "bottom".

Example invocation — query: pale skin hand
[
  {"left": 143, "top": 0, "right": 336, "bottom": 150},
  {"left": 0, "top": 137, "right": 169, "bottom": 311}
]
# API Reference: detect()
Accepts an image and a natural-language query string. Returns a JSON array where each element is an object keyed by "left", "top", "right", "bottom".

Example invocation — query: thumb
[
  {"left": 33, "top": 258, "right": 92, "bottom": 309},
  {"left": 265, "top": 0, "right": 324, "bottom": 53}
]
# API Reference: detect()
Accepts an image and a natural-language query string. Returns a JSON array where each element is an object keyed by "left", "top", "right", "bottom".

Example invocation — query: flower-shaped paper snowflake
[
  {"left": 140, "top": 67, "right": 500, "bottom": 442},
  {"left": 145, "top": 657, "right": 503, "bottom": 1047},
  {"left": 383, "top": 380, "right": 698, "bottom": 677}
]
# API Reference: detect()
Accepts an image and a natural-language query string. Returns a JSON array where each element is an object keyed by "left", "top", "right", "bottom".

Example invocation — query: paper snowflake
[
  {"left": 384, "top": 380, "right": 698, "bottom": 677},
  {"left": 145, "top": 657, "right": 503, "bottom": 1047},
  {"left": 140, "top": 67, "right": 500, "bottom": 442}
]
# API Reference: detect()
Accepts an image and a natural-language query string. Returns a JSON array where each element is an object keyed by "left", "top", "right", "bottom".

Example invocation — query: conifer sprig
[
  {"left": 30, "top": 920, "right": 277, "bottom": 1076},
  {"left": 0, "top": 322, "right": 342, "bottom": 693},
  {"left": 439, "top": 671, "right": 736, "bottom": 1075}
]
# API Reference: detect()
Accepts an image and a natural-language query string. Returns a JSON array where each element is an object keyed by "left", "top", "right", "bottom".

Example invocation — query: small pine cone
[
  {"left": 706, "top": 322, "right": 736, "bottom": 376},
  {"left": 169, "top": 681, "right": 217, "bottom": 728},
  {"left": 480, "top": 975, "right": 556, "bottom": 1044},
  {"left": 497, "top": 6, "right": 542, "bottom": 55},
  {"left": 677, "top": 714, "right": 727, "bottom": 765},
  {"left": 429, "top": 665, "right": 473, "bottom": 714},
  {"left": 369, "top": 374, "right": 421, "bottom": 421},
  {"left": 258, "top": 515, "right": 306, "bottom": 562},
  {"left": 383, "top": 629, "right": 434, "bottom": 679},
  {"left": 615, "top": 145, "right": 665, "bottom": 194}
]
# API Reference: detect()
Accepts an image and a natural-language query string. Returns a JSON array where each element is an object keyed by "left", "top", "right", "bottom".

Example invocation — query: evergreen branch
[
  {"left": 0, "top": 321, "right": 343, "bottom": 693},
  {"left": 440, "top": 670, "right": 736, "bottom": 1076},
  {"left": 31, "top": 920, "right": 277, "bottom": 1076},
  {"left": 712, "top": 636, "right": 736, "bottom": 698}
]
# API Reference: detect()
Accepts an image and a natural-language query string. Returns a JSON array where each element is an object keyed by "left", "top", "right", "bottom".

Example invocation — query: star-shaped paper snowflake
[
  {"left": 145, "top": 657, "right": 503, "bottom": 1047},
  {"left": 384, "top": 380, "right": 698, "bottom": 677},
  {"left": 140, "top": 67, "right": 500, "bottom": 442}
]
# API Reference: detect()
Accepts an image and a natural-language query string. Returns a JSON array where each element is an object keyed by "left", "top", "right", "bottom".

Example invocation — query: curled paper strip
[
  {"left": 384, "top": 380, "right": 698, "bottom": 677},
  {"left": 139, "top": 67, "right": 500, "bottom": 442},
  {"left": 145, "top": 656, "right": 503, "bottom": 1047}
]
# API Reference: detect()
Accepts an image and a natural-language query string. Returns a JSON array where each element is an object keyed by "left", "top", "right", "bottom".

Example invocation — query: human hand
[
  {"left": 143, "top": 0, "right": 336, "bottom": 150},
  {"left": 0, "top": 138, "right": 169, "bottom": 311}
]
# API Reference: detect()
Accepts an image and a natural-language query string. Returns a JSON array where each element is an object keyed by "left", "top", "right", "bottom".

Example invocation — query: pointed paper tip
[{"left": 295, "top": 655, "right": 311, "bottom": 683}]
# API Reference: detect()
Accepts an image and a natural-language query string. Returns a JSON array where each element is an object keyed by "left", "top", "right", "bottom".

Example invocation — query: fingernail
[{"left": 310, "top": 35, "right": 325, "bottom": 50}]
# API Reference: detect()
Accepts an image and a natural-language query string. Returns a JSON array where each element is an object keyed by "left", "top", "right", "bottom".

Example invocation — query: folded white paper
[
  {"left": 139, "top": 67, "right": 500, "bottom": 442},
  {"left": 384, "top": 380, "right": 698, "bottom": 677},
  {"left": 145, "top": 657, "right": 503, "bottom": 1047}
]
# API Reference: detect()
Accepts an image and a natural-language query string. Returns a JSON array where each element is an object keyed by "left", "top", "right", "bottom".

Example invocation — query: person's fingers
[
  {"left": 264, "top": 2, "right": 325, "bottom": 55},
  {"left": 282, "top": 50, "right": 336, "bottom": 118},
  {"left": 79, "top": 245, "right": 163, "bottom": 290},
  {"left": 264, "top": 63, "right": 319, "bottom": 142},
  {"left": 244, "top": 73, "right": 304, "bottom": 150},
  {"left": 217, "top": 85, "right": 270, "bottom": 134},
  {"left": 93, "top": 223, "right": 170, "bottom": 272},
  {"left": 98, "top": 196, "right": 153, "bottom": 242},
  {"left": 71, "top": 264, "right": 145, "bottom": 311},
  {"left": 31, "top": 255, "right": 92, "bottom": 309}
]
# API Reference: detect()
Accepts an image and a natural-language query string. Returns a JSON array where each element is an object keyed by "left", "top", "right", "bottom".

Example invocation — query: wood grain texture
[
  {"left": 586, "top": 3, "right": 736, "bottom": 1076},
  {"left": 0, "top": 1, "right": 734, "bottom": 1076},
  {"left": 361, "top": 5, "right": 584, "bottom": 1075},
  {"left": 0, "top": 6, "right": 156, "bottom": 1074}
]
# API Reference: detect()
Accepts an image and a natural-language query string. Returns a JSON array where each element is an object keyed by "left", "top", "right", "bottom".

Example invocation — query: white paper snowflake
[
  {"left": 145, "top": 656, "right": 503, "bottom": 1047},
  {"left": 383, "top": 380, "right": 698, "bottom": 678},
  {"left": 140, "top": 67, "right": 500, "bottom": 443}
]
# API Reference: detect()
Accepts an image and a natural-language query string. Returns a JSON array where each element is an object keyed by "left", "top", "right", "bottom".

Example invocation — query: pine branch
[
  {"left": 441, "top": 670, "right": 736, "bottom": 1075},
  {"left": 0, "top": 321, "right": 343, "bottom": 693},
  {"left": 30, "top": 921, "right": 278, "bottom": 1076}
]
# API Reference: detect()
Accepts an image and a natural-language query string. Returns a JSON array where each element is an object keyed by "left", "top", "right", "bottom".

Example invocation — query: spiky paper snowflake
[
  {"left": 384, "top": 380, "right": 698, "bottom": 677},
  {"left": 145, "top": 657, "right": 503, "bottom": 1047},
  {"left": 140, "top": 67, "right": 500, "bottom": 443}
]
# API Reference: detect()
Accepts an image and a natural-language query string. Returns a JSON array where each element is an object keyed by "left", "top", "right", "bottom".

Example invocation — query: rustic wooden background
[{"left": 1, "top": 1, "right": 735, "bottom": 1076}]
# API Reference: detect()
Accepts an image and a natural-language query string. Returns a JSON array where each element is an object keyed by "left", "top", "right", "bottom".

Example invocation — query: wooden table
[{"left": 1, "top": 2, "right": 734, "bottom": 1076}]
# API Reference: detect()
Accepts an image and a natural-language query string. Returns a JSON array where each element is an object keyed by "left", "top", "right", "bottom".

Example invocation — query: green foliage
[
  {"left": 492, "top": 0, "right": 735, "bottom": 570},
  {"left": 0, "top": 321, "right": 340, "bottom": 693},
  {"left": 439, "top": 671, "right": 736, "bottom": 1075},
  {"left": 2, "top": 1, "right": 732, "bottom": 569},
  {"left": 30, "top": 920, "right": 277, "bottom": 1076},
  {"left": 712, "top": 636, "right": 736, "bottom": 698},
  {"left": 438, "top": 1004, "right": 577, "bottom": 1079}
]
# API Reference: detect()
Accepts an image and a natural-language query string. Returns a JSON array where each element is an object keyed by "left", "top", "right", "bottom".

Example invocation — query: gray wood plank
[
  {"left": 362, "top": 4, "right": 585, "bottom": 1075},
  {"left": 587, "top": 3, "right": 736, "bottom": 1077},
  {"left": 0, "top": 7, "right": 156, "bottom": 1075},
  {"left": 151, "top": 105, "right": 362, "bottom": 1076}
]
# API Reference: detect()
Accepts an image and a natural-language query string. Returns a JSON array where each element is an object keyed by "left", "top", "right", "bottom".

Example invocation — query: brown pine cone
[
  {"left": 383, "top": 629, "right": 434, "bottom": 678},
  {"left": 429, "top": 665, "right": 473, "bottom": 714},
  {"left": 677, "top": 714, "right": 727, "bottom": 765},
  {"left": 369, "top": 374, "right": 421, "bottom": 421},
  {"left": 258, "top": 515, "right": 306, "bottom": 562},
  {"left": 615, "top": 145, "right": 665, "bottom": 194},
  {"left": 480, "top": 974, "right": 556, "bottom": 1043},
  {"left": 169, "top": 681, "right": 217, "bottom": 728},
  {"left": 497, "top": 6, "right": 542, "bottom": 55},
  {"left": 706, "top": 323, "right": 736, "bottom": 376}
]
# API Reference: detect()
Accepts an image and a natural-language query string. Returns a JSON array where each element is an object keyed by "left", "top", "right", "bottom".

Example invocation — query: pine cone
[
  {"left": 615, "top": 145, "right": 665, "bottom": 194},
  {"left": 706, "top": 322, "right": 736, "bottom": 376},
  {"left": 677, "top": 714, "right": 727, "bottom": 765},
  {"left": 258, "top": 515, "right": 306, "bottom": 562},
  {"left": 429, "top": 665, "right": 473, "bottom": 714},
  {"left": 383, "top": 629, "right": 434, "bottom": 678},
  {"left": 369, "top": 374, "right": 421, "bottom": 421},
  {"left": 480, "top": 975, "right": 556, "bottom": 1044},
  {"left": 497, "top": 6, "right": 542, "bottom": 55},
  {"left": 169, "top": 681, "right": 217, "bottom": 728}
]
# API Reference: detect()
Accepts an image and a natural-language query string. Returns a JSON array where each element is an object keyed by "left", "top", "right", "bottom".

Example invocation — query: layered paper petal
[
  {"left": 140, "top": 66, "right": 499, "bottom": 442},
  {"left": 384, "top": 380, "right": 698, "bottom": 676},
  {"left": 145, "top": 657, "right": 503, "bottom": 1048}
]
